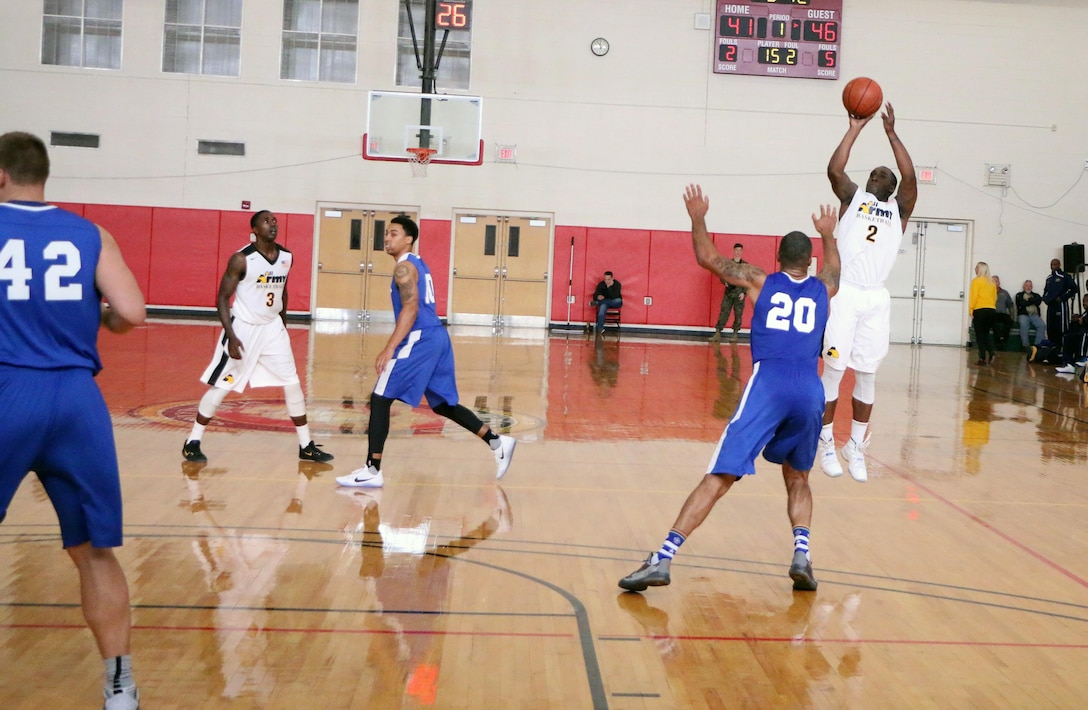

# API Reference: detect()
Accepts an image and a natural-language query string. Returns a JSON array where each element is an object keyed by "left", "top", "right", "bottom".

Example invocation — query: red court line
[
  {"left": 887, "top": 466, "right": 1088, "bottom": 590},
  {"left": 1, "top": 622, "right": 573, "bottom": 639}
]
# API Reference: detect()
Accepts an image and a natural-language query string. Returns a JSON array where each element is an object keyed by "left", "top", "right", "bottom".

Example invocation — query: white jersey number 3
[
  {"left": 765, "top": 293, "right": 817, "bottom": 333},
  {"left": 0, "top": 239, "right": 83, "bottom": 301}
]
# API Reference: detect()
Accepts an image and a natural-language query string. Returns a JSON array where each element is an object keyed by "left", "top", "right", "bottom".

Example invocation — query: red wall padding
[{"left": 53, "top": 201, "right": 834, "bottom": 328}]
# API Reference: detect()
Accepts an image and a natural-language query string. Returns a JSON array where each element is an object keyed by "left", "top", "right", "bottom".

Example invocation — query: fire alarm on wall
[{"left": 241, "top": 200, "right": 251, "bottom": 209}]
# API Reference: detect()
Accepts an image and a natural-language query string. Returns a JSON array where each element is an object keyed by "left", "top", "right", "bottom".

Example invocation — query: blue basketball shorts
[
  {"left": 0, "top": 365, "right": 123, "bottom": 548},
  {"left": 373, "top": 327, "right": 460, "bottom": 409},
  {"left": 706, "top": 361, "right": 825, "bottom": 476}
]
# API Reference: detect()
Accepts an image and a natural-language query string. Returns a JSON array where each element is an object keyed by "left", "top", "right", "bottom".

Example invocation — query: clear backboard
[{"left": 362, "top": 90, "right": 483, "bottom": 165}]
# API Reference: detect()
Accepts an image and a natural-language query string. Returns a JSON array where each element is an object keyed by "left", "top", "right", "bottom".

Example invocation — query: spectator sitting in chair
[
  {"left": 1054, "top": 293, "right": 1088, "bottom": 374},
  {"left": 1015, "top": 280, "right": 1046, "bottom": 350},
  {"left": 593, "top": 271, "right": 623, "bottom": 332}
]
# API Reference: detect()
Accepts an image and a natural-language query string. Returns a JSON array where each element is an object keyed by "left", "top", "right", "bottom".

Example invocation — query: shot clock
[
  {"left": 435, "top": 1, "right": 471, "bottom": 31},
  {"left": 714, "top": 0, "right": 842, "bottom": 80}
]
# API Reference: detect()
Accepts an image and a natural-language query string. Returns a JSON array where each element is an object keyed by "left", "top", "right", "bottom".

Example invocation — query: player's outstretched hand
[
  {"left": 683, "top": 184, "right": 709, "bottom": 221},
  {"left": 881, "top": 102, "right": 896, "bottom": 132},
  {"left": 811, "top": 204, "right": 837, "bottom": 236}
]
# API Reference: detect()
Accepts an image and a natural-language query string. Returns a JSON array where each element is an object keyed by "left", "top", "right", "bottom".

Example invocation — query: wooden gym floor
[{"left": 3, "top": 320, "right": 1088, "bottom": 709}]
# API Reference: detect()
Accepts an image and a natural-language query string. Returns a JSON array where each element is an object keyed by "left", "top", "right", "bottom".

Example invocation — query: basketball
[{"left": 841, "top": 77, "right": 883, "bottom": 119}]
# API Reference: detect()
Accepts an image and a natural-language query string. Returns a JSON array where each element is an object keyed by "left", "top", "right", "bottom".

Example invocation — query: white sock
[
  {"left": 296, "top": 424, "right": 311, "bottom": 448},
  {"left": 104, "top": 655, "right": 135, "bottom": 696},
  {"left": 820, "top": 423, "right": 834, "bottom": 442},
  {"left": 850, "top": 420, "right": 868, "bottom": 444},
  {"left": 188, "top": 423, "right": 206, "bottom": 442}
]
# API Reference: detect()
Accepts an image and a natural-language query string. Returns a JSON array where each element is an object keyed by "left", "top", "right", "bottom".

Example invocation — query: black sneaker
[
  {"left": 182, "top": 440, "right": 207, "bottom": 463},
  {"left": 299, "top": 441, "right": 334, "bottom": 462},
  {"left": 789, "top": 550, "right": 818, "bottom": 591}
]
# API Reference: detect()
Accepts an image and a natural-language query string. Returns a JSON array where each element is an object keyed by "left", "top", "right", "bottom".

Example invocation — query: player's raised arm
[
  {"left": 827, "top": 113, "right": 874, "bottom": 209},
  {"left": 812, "top": 204, "right": 840, "bottom": 298},
  {"left": 683, "top": 184, "right": 765, "bottom": 296},
  {"left": 881, "top": 103, "right": 917, "bottom": 227}
]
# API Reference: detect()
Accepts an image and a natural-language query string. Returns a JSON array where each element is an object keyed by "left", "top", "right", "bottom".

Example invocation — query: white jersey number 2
[
  {"left": 765, "top": 292, "right": 817, "bottom": 333},
  {"left": 0, "top": 239, "right": 83, "bottom": 301}
]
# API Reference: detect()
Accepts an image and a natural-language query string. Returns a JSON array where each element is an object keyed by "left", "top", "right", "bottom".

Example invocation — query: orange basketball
[{"left": 842, "top": 77, "right": 883, "bottom": 119}]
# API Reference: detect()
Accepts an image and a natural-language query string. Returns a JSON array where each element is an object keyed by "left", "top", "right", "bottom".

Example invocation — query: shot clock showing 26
[{"left": 714, "top": 0, "right": 842, "bottom": 80}]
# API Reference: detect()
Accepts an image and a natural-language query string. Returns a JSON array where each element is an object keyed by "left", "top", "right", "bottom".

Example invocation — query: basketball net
[{"left": 407, "top": 147, "right": 437, "bottom": 178}]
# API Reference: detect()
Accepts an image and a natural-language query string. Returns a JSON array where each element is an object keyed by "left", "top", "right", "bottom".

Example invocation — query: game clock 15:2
[{"left": 713, "top": 0, "right": 842, "bottom": 80}]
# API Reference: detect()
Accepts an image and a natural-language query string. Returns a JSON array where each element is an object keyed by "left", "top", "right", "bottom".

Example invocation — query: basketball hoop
[{"left": 407, "top": 147, "right": 437, "bottom": 178}]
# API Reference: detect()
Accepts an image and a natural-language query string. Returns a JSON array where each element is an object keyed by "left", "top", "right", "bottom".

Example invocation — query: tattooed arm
[
  {"left": 683, "top": 184, "right": 766, "bottom": 300},
  {"left": 375, "top": 259, "right": 420, "bottom": 376}
]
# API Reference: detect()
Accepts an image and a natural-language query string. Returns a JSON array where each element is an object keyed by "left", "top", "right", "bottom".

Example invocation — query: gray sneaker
[
  {"left": 788, "top": 550, "right": 817, "bottom": 591},
  {"left": 618, "top": 554, "right": 671, "bottom": 592}
]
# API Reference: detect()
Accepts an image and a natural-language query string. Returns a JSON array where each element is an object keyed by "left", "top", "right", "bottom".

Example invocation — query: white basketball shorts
[
  {"left": 200, "top": 317, "right": 300, "bottom": 392},
  {"left": 821, "top": 281, "right": 891, "bottom": 374}
]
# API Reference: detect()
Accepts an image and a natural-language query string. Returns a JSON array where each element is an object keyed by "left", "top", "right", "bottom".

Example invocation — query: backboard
[{"left": 362, "top": 90, "right": 483, "bottom": 165}]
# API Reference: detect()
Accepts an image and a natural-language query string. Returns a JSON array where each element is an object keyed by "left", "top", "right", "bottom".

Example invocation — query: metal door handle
[
  {"left": 920, "top": 286, "right": 925, "bottom": 297},
  {"left": 494, "top": 267, "right": 500, "bottom": 277},
  {"left": 913, "top": 286, "right": 917, "bottom": 297},
  {"left": 317, "top": 261, "right": 323, "bottom": 270},
  {"left": 452, "top": 267, "right": 458, "bottom": 276},
  {"left": 501, "top": 268, "right": 507, "bottom": 277}
]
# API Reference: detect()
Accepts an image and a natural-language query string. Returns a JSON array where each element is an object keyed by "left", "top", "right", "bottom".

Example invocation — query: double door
[
  {"left": 313, "top": 207, "right": 416, "bottom": 322},
  {"left": 888, "top": 219, "right": 971, "bottom": 345},
  {"left": 449, "top": 214, "right": 552, "bottom": 328}
]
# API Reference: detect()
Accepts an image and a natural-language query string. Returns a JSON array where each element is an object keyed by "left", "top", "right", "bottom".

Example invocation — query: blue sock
[
  {"left": 793, "top": 526, "right": 810, "bottom": 561},
  {"left": 653, "top": 529, "right": 686, "bottom": 563}
]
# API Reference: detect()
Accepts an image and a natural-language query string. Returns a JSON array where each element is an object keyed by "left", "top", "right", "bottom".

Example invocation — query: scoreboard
[{"left": 713, "top": 0, "right": 843, "bottom": 80}]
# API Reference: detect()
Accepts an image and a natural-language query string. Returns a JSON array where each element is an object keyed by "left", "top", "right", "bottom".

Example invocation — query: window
[
  {"left": 396, "top": 0, "right": 471, "bottom": 91},
  {"left": 42, "top": 0, "right": 123, "bottom": 70},
  {"left": 51, "top": 131, "right": 101, "bottom": 148},
  {"left": 281, "top": 0, "right": 358, "bottom": 83},
  {"left": 197, "top": 140, "right": 245, "bottom": 155},
  {"left": 163, "top": 0, "right": 242, "bottom": 76}
]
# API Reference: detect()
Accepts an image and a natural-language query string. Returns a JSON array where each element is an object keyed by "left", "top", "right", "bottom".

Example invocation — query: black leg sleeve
[
  {"left": 368, "top": 394, "right": 393, "bottom": 460},
  {"left": 432, "top": 402, "right": 486, "bottom": 435}
]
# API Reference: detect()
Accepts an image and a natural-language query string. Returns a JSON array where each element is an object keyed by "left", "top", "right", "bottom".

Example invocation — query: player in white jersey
[
  {"left": 817, "top": 103, "right": 917, "bottom": 482},
  {"left": 183, "top": 210, "right": 333, "bottom": 464}
]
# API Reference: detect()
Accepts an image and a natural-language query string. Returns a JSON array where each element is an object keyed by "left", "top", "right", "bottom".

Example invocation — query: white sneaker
[
  {"left": 842, "top": 436, "right": 870, "bottom": 482},
  {"left": 818, "top": 436, "right": 843, "bottom": 478},
  {"left": 1056, "top": 364, "right": 1076, "bottom": 374},
  {"left": 494, "top": 435, "right": 516, "bottom": 479},
  {"left": 1077, "top": 358, "right": 1088, "bottom": 367},
  {"left": 336, "top": 466, "right": 384, "bottom": 488},
  {"left": 104, "top": 687, "right": 139, "bottom": 710},
  {"left": 336, "top": 486, "right": 383, "bottom": 507}
]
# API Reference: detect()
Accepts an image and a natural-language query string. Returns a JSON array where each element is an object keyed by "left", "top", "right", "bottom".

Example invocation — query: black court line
[{"left": 7, "top": 528, "right": 1088, "bottom": 623}]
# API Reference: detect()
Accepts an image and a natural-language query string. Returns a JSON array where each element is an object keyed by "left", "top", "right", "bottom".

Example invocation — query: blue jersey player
[
  {"left": 0, "top": 132, "right": 146, "bottom": 709},
  {"left": 620, "top": 185, "right": 841, "bottom": 594},
  {"left": 336, "top": 215, "right": 516, "bottom": 488}
]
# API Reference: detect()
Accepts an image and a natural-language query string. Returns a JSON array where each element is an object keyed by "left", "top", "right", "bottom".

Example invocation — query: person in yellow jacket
[{"left": 969, "top": 261, "right": 998, "bottom": 365}]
